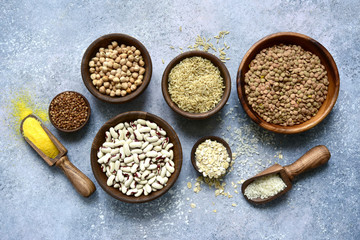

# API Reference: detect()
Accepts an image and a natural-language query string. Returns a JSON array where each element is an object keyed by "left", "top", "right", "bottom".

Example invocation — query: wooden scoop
[
  {"left": 20, "top": 114, "right": 96, "bottom": 197},
  {"left": 241, "top": 145, "right": 330, "bottom": 204}
]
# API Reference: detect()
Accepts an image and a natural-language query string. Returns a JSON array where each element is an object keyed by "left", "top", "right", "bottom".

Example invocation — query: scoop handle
[
  {"left": 55, "top": 155, "right": 96, "bottom": 197},
  {"left": 284, "top": 145, "right": 330, "bottom": 180}
]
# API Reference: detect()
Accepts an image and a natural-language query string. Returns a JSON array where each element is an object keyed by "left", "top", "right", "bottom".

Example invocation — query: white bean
[
  {"left": 123, "top": 142, "right": 131, "bottom": 156},
  {"left": 116, "top": 170, "right": 124, "bottom": 183},
  {"left": 121, "top": 184, "right": 127, "bottom": 194},
  {"left": 130, "top": 180, "right": 136, "bottom": 189},
  {"left": 165, "top": 143, "right": 173, "bottom": 151},
  {"left": 169, "top": 150, "right": 174, "bottom": 160},
  {"left": 140, "top": 161, "right": 145, "bottom": 171},
  {"left": 105, "top": 131, "right": 111, "bottom": 142},
  {"left": 160, "top": 167, "right": 167, "bottom": 178},
  {"left": 144, "top": 158, "right": 150, "bottom": 167},
  {"left": 124, "top": 156, "right": 134, "bottom": 164},
  {"left": 152, "top": 139, "right": 163, "bottom": 146},
  {"left": 157, "top": 128, "right": 166, "bottom": 136},
  {"left": 163, "top": 177, "right": 168, "bottom": 184},
  {"left": 161, "top": 150, "right": 170, "bottom": 158},
  {"left": 143, "top": 144, "right": 153, "bottom": 153},
  {"left": 134, "top": 130, "right": 143, "bottom": 141},
  {"left": 146, "top": 136, "right": 159, "bottom": 143},
  {"left": 154, "top": 145, "right": 162, "bottom": 152},
  {"left": 97, "top": 150, "right": 104, "bottom": 158},
  {"left": 109, "top": 162, "right": 115, "bottom": 172},
  {"left": 135, "top": 189, "right": 143, "bottom": 197},
  {"left": 166, "top": 171, "right": 171, "bottom": 177},
  {"left": 165, "top": 162, "right": 175, "bottom": 173},
  {"left": 150, "top": 130, "right": 156, "bottom": 137},
  {"left": 126, "top": 189, "right": 137, "bottom": 196},
  {"left": 118, "top": 129, "right": 125, "bottom": 140},
  {"left": 144, "top": 184, "right": 152, "bottom": 194},
  {"left": 148, "top": 164, "right": 157, "bottom": 170},
  {"left": 156, "top": 176, "right": 165, "bottom": 185},
  {"left": 114, "top": 123, "right": 124, "bottom": 130},
  {"left": 107, "top": 175, "right": 115, "bottom": 186},
  {"left": 146, "top": 121, "right": 157, "bottom": 129},
  {"left": 136, "top": 184, "right": 144, "bottom": 189},
  {"left": 131, "top": 164, "right": 138, "bottom": 173},
  {"left": 129, "top": 141, "right": 142, "bottom": 149},
  {"left": 152, "top": 182, "right": 163, "bottom": 190},
  {"left": 110, "top": 127, "right": 119, "bottom": 139},
  {"left": 141, "top": 170, "right": 150, "bottom": 179},
  {"left": 124, "top": 175, "right": 133, "bottom": 187},
  {"left": 113, "top": 183, "right": 120, "bottom": 188},
  {"left": 139, "top": 126, "right": 151, "bottom": 133},
  {"left": 114, "top": 139, "right": 124, "bottom": 147},
  {"left": 137, "top": 119, "right": 146, "bottom": 125},
  {"left": 110, "top": 148, "right": 120, "bottom": 155},
  {"left": 101, "top": 147, "right": 112, "bottom": 154},
  {"left": 133, "top": 153, "right": 139, "bottom": 164},
  {"left": 146, "top": 151, "right": 157, "bottom": 158},
  {"left": 148, "top": 176, "right": 156, "bottom": 185},
  {"left": 98, "top": 153, "right": 111, "bottom": 164},
  {"left": 141, "top": 141, "right": 149, "bottom": 149},
  {"left": 122, "top": 167, "right": 131, "bottom": 172},
  {"left": 139, "top": 154, "right": 146, "bottom": 160}
]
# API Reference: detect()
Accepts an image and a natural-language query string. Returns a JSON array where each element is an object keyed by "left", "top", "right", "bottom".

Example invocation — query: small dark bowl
[
  {"left": 190, "top": 136, "right": 232, "bottom": 178},
  {"left": 91, "top": 111, "right": 183, "bottom": 203},
  {"left": 81, "top": 33, "right": 152, "bottom": 104},
  {"left": 162, "top": 51, "right": 231, "bottom": 120},
  {"left": 49, "top": 91, "right": 91, "bottom": 132},
  {"left": 237, "top": 32, "right": 340, "bottom": 134}
]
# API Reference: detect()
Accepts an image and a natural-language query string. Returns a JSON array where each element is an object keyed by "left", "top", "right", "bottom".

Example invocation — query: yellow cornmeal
[
  {"left": 11, "top": 92, "right": 48, "bottom": 124},
  {"left": 22, "top": 117, "right": 59, "bottom": 159}
]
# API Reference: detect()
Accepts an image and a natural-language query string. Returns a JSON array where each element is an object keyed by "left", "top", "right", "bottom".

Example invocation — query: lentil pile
[
  {"left": 49, "top": 92, "right": 89, "bottom": 130},
  {"left": 195, "top": 139, "right": 231, "bottom": 179},
  {"left": 168, "top": 57, "right": 224, "bottom": 113},
  {"left": 244, "top": 44, "right": 328, "bottom": 126},
  {"left": 89, "top": 41, "right": 145, "bottom": 97}
]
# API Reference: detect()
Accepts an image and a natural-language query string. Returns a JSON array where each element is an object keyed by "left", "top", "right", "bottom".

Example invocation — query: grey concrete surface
[{"left": 0, "top": 0, "right": 359, "bottom": 239}]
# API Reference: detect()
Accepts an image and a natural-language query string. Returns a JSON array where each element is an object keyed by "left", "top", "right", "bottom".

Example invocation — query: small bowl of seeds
[
  {"left": 49, "top": 91, "right": 91, "bottom": 132},
  {"left": 81, "top": 33, "right": 152, "bottom": 104},
  {"left": 191, "top": 136, "right": 232, "bottom": 179},
  {"left": 237, "top": 32, "right": 340, "bottom": 134},
  {"left": 162, "top": 51, "right": 231, "bottom": 120}
]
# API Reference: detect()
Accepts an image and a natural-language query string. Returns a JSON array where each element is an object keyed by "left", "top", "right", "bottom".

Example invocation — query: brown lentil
[
  {"left": 244, "top": 44, "right": 328, "bottom": 126},
  {"left": 49, "top": 92, "right": 89, "bottom": 130}
]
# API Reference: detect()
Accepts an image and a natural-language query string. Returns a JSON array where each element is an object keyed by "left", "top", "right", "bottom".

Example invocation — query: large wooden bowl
[
  {"left": 162, "top": 51, "right": 231, "bottom": 120},
  {"left": 90, "top": 111, "right": 182, "bottom": 203},
  {"left": 237, "top": 32, "right": 340, "bottom": 134},
  {"left": 81, "top": 33, "right": 152, "bottom": 104}
]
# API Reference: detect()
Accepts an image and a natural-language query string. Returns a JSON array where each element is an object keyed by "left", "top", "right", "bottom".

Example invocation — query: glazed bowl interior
[
  {"left": 237, "top": 32, "right": 340, "bottom": 134},
  {"left": 162, "top": 50, "right": 231, "bottom": 120},
  {"left": 90, "top": 111, "right": 182, "bottom": 203},
  {"left": 81, "top": 33, "right": 152, "bottom": 104}
]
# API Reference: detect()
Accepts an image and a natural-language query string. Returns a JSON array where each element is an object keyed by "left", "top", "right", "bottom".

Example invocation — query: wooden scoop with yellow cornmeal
[{"left": 21, "top": 114, "right": 95, "bottom": 197}]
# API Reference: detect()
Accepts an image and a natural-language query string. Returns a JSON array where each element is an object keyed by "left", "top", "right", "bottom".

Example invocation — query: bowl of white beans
[{"left": 91, "top": 111, "right": 183, "bottom": 203}]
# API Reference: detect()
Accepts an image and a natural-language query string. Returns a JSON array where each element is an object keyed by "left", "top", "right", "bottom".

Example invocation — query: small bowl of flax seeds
[{"left": 49, "top": 91, "right": 91, "bottom": 132}]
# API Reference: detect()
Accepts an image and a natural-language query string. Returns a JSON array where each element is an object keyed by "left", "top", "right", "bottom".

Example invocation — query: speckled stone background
[{"left": 1, "top": 1, "right": 359, "bottom": 239}]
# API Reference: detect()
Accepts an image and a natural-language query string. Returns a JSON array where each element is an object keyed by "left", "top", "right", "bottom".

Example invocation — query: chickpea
[
  {"left": 113, "top": 77, "right": 120, "bottom": 83},
  {"left": 96, "top": 79, "right": 103, "bottom": 87},
  {"left": 130, "top": 85, "right": 137, "bottom": 91},
  {"left": 121, "top": 82, "right": 128, "bottom": 90},
  {"left": 121, "top": 90, "right": 127, "bottom": 97},
  {"left": 106, "top": 89, "right": 111, "bottom": 95},
  {"left": 121, "top": 65, "right": 128, "bottom": 72},
  {"left": 120, "top": 53, "right": 127, "bottom": 59},
  {"left": 113, "top": 63, "right": 120, "bottom": 69},
  {"left": 99, "top": 57, "right": 105, "bottom": 63},
  {"left": 132, "top": 72, "right": 138, "bottom": 79},
  {"left": 126, "top": 61, "right": 132, "bottom": 68},
  {"left": 102, "top": 76, "right": 109, "bottom": 82},
  {"left": 120, "top": 58, "right": 126, "bottom": 65},
  {"left": 90, "top": 67, "right": 95, "bottom": 73},
  {"left": 110, "top": 90, "right": 116, "bottom": 97},
  {"left": 112, "top": 41, "right": 118, "bottom": 47},
  {"left": 115, "top": 89, "right": 121, "bottom": 96},
  {"left": 89, "top": 61, "right": 95, "bottom": 67},
  {"left": 134, "top": 65, "right": 140, "bottom": 72},
  {"left": 115, "top": 83, "right": 122, "bottom": 89},
  {"left": 139, "top": 60, "right": 145, "bottom": 67},
  {"left": 92, "top": 80, "right": 98, "bottom": 86},
  {"left": 99, "top": 86, "right": 106, "bottom": 94},
  {"left": 134, "top": 79, "right": 142, "bottom": 86},
  {"left": 134, "top": 50, "right": 141, "bottom": 56},
  {"left": 90, "top": 74, "right": 96, "bottom": 80},
  {"left": 138, "top": 75, "right": 143, "bottom": 81},
  {"left": 126, "top": 88, "right": 132, "bottom": 94},
  {"left": 129, "top": 77, "right": 135, "bottom": 83},
  {"left": 104, "top": 82, "right": 110, "bottom": 88},
  {"left": 115, "top": 57, "right": 121, "bottom": 63},
  {"left": 120, "top": 77, "right": 127, "bottom": 83},
  {"left": 128, "top": 55, "right": 135, "bottom": 62}
]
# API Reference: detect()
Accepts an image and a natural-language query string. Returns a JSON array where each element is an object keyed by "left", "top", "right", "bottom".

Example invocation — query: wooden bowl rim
[
  {"left": 90, "top": 111, "right": 183, "bottom": 203},
  {"left": 48, "top": 91, "right": 91, "bottom": 132},
  {"left": 190, "top": 136, "right": 232, "bottom": 177},
  {"left": 81, "top": 33, "right": 152, "bottom": 104},
  {"left": 161, "top": 50, "right": 231, "bottom": 120},
  {"left": 236, "top": 32, "right": 340, "bottom": 134}
]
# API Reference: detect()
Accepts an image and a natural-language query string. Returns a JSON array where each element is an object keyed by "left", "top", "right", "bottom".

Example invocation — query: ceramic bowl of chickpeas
[{"left": 81, "top": 33, "right": 153, "bottom": 104}]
